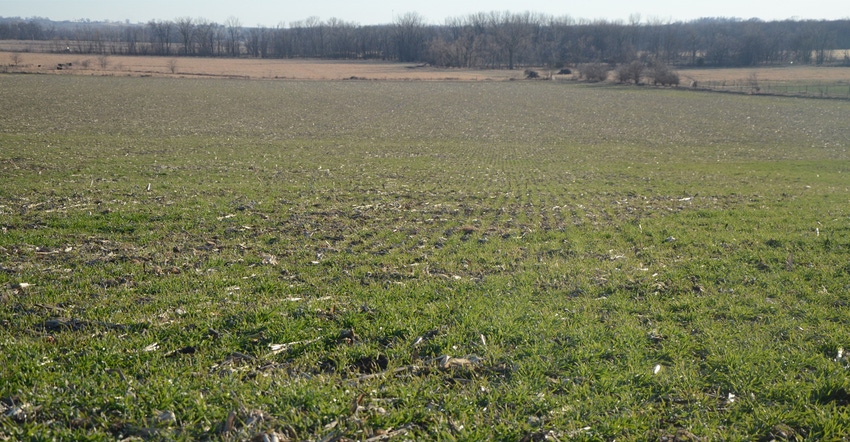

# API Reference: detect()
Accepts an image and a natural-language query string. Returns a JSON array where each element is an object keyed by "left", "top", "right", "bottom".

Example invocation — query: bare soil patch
[
  {"left": 0, "top": 50, "right": 521, "bottom": 81},
  {"left": 4, "top": 46, "right": 849, "bottom": 85}
]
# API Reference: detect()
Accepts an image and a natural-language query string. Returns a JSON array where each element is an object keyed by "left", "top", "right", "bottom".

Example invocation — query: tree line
[{"left": 2, "top": 13, "right": 849, "bottom": 68}]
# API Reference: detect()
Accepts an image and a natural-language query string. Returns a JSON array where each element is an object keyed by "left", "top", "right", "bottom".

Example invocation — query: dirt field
[
  {"left": 0, "top": 51, "right": 521, "bottom": 81},
  {"left": 3, "top": 49, "right": 850, "bottom": 83}
]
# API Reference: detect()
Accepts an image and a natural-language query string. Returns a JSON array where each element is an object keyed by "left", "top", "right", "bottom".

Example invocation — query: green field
[{"left": 1, "top": 75, "right": 850, "bottom": 441}]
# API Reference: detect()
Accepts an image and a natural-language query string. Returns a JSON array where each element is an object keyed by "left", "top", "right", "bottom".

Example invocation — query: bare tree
[
  {"left": 628, "top": 13, "right": 642, "bottom": 52},
  {"left": 167, "top": 58, "right": 178, "bottom": 74},
  {"left": 304, "top": 16, "right": 326, "bottom": 57},
  {"left": 269, "top": 23, "right": 291, "bottom": 58},
  {"left": 148, "top": 19, "right": 173, "bottom": 55},
  {"left": 245, "top": 26, "right": 260, "bottom": 57},
  {"left": 194, "top": 18, "right": 217, "bottom": 56},
  {"left": 705, "top": 32, "right": 736, "bottom": 66},
  {"left": 97, "top": 54, "right": 109, "bottom": 69},
  {"left": 649, "top": 63, "right": 680, "bottom": 86},
  {"left": 644, "top": 16, "right": 665, "bottom": 61},
  {"left": 123, "top": 26, "right": 142, "bottom": 55},
  {"left": 9, "top": 53, "right": 22, "bottom": 66},
  {"left": 439, "top": 16, "right": 478, "bottom": 67},
  {"left": 3, "top": 14, "right": 848, "bottom": 69},
  {"left": 578, "top": 63, "right": 610, "bottom": 82},
  {"left": 224, "top": 16, "right": 242, "bottom": 56},
  {"left": 490, "top": 11, "right": 536, "bottom": 69},
  {"left": 394, "top": 12, "right": 427, "bottom": 62},
  {"left": 214, "top": 24, "right": 228, "bottom": 55},
  {"left": 176, "top": 17, "right": 195, "bottom": 55},
  {"left": 685, "top": 29, "right": 702, "bottom": 65},
  {"left": 813, "top": 28, "right": 836, "bottom": 65},
  {"left": 616, "top": 60, "right": 644, "bottom": 84},
  {"left": 747, "top": 72, "right": 760, "bottom": 93},
  {"left": 325, "top": 18, "right": 357, "bottom": 58}
]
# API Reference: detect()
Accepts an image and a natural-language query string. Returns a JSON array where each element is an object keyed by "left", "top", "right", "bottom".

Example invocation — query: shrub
[
  {"left": 650, "top": 64, "right": 680, "bottom": 86},
  {"left": 524, "top": 69, "right": 540, "bottom": 79},
  {"left": 616, "top": 61, "right": 644, "bottom": 84},
  {"left": 578, "top": 63, "right": 610, "bottom": 83},
  {"left": 167, "top": 59, "right": 178, "bottom": 74}
]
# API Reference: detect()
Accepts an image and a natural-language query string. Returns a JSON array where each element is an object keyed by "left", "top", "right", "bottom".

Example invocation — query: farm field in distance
[
  {"left": 4, "top": 48, "right": 850, "bottom": 86},
  {"left": 0, "top": 50, "right": 522, "bottom": 81},
  {"left": 1, "top": 74, "right": 850, "bottom": 440}
]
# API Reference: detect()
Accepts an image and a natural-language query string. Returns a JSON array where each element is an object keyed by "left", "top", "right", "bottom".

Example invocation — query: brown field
[
  {"left": 3, "top": 47, "right": 850, "bottom": 84},
  {"left": 0, "top": 50, "right": 520, "bottom": 81}
]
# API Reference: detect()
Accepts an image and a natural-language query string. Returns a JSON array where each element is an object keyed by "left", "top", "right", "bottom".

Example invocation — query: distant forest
[{"left": 2, "top": 13, "right": 849, "bottom": 68}]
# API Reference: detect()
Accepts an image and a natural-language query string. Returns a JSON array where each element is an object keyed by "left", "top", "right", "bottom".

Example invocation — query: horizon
[
  {"left": 4, "top": 14, "right": 850, "bottom": 28},
  {"left": 2, "top": 0, "right": 849, "bottom": 28}
]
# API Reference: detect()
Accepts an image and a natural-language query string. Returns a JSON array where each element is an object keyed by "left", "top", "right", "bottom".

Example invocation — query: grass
[
  {"left": 694, "top": 79, "right": 850, "bottom": 99},
  {"left": 1, "top": 75, "right": 850, "bottom": 440}
]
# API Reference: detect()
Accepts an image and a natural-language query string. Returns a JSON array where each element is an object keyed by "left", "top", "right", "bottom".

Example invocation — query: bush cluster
[
  {"left": 607, "top": 61, "right": 681, "bottom": 86},
  {"left": 578, "top": 63, "right": 609, "bottom": 83},
  {"left": 650, "top": 64, "right": 680, "bottom": 86},
  {"left": 616, "top": 61, "right": 644, "bottom": 84}
]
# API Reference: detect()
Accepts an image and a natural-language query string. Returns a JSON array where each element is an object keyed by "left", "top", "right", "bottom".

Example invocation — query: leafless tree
[
  {"left": 747, "top": 72, "right": 760, "bottom": 92},
  {"left": 4, "top": 14, "right": 848, "bottom": 69},
  {"left": 245, "top": 26, "right": 260, "bottom": 57},
  {"left": 194, "top": 18, "right": 217, "bottom": 56},
  {"left": 649, "top": 64, "right": 680, "bottom": 86},
  {"left": 176, "top": 17, "right": 195, "bottom": 55},
  {"left": 579, "top": 63, "right": 610, "bottom": 82},
  {"left": 438, "top": 16, "right": 477, "bottom": 67},
  {"left": 394, "top": 12, "right": 427, "bottom": 62},
  {"left": 167, "top": 58, "right": 178, "bottom": 74},
  {"left": 123, "top": 26, "right": 142, "bottom": 55},
  {"left": 325, "top": 18, "right": 357, "bottom": 58},
  {"left": 10, "top": 52, "right": 22, "bottom": 66},
  {"left": 304, "top": 16, "right": 326, "bottom": 57},
  {"left": 813, "top": 28, "right": 836, "bottom": 65},
  {"left": 489, "top": 11, "right": 536, "bottom": 69},
  {"left": 269, "top": 23, "right": 291, "bottom": 58},
  {"left": 659, "top": 21, "right": 682, "bottom": 64},
  {"left": 148, "top": 19, "right": 173, "bottom": 55},
  {"left": 616, "top": 60, "right": 644, "bottom": 84},
  {"left": 214, "top": 23, "right": 228, "bottom": 55},
  {"left": 224, "top": 16, "right": 242, "bottom": 56}
]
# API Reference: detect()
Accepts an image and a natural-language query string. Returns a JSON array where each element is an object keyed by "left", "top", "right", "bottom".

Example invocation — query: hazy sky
[{"left": 3, "top": 0, "right": 849, "bottom": 26}]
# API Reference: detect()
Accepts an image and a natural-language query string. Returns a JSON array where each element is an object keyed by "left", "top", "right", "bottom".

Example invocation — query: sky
[{"left": 3, "top": 0, "right": 849, "bottom": 26}]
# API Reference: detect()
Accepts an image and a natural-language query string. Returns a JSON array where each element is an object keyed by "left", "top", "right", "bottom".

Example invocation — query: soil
[
  {"left": 3, "top": 48, "right": 849, "bottom": 84},
  {"left": 0, "top": 51, "right": 522, "bottom": 81}
]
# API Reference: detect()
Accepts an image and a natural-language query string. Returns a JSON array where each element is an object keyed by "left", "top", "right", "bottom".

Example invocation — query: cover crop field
[{"left": 1, "top": 75, "right": 850, "bottom": 440}]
